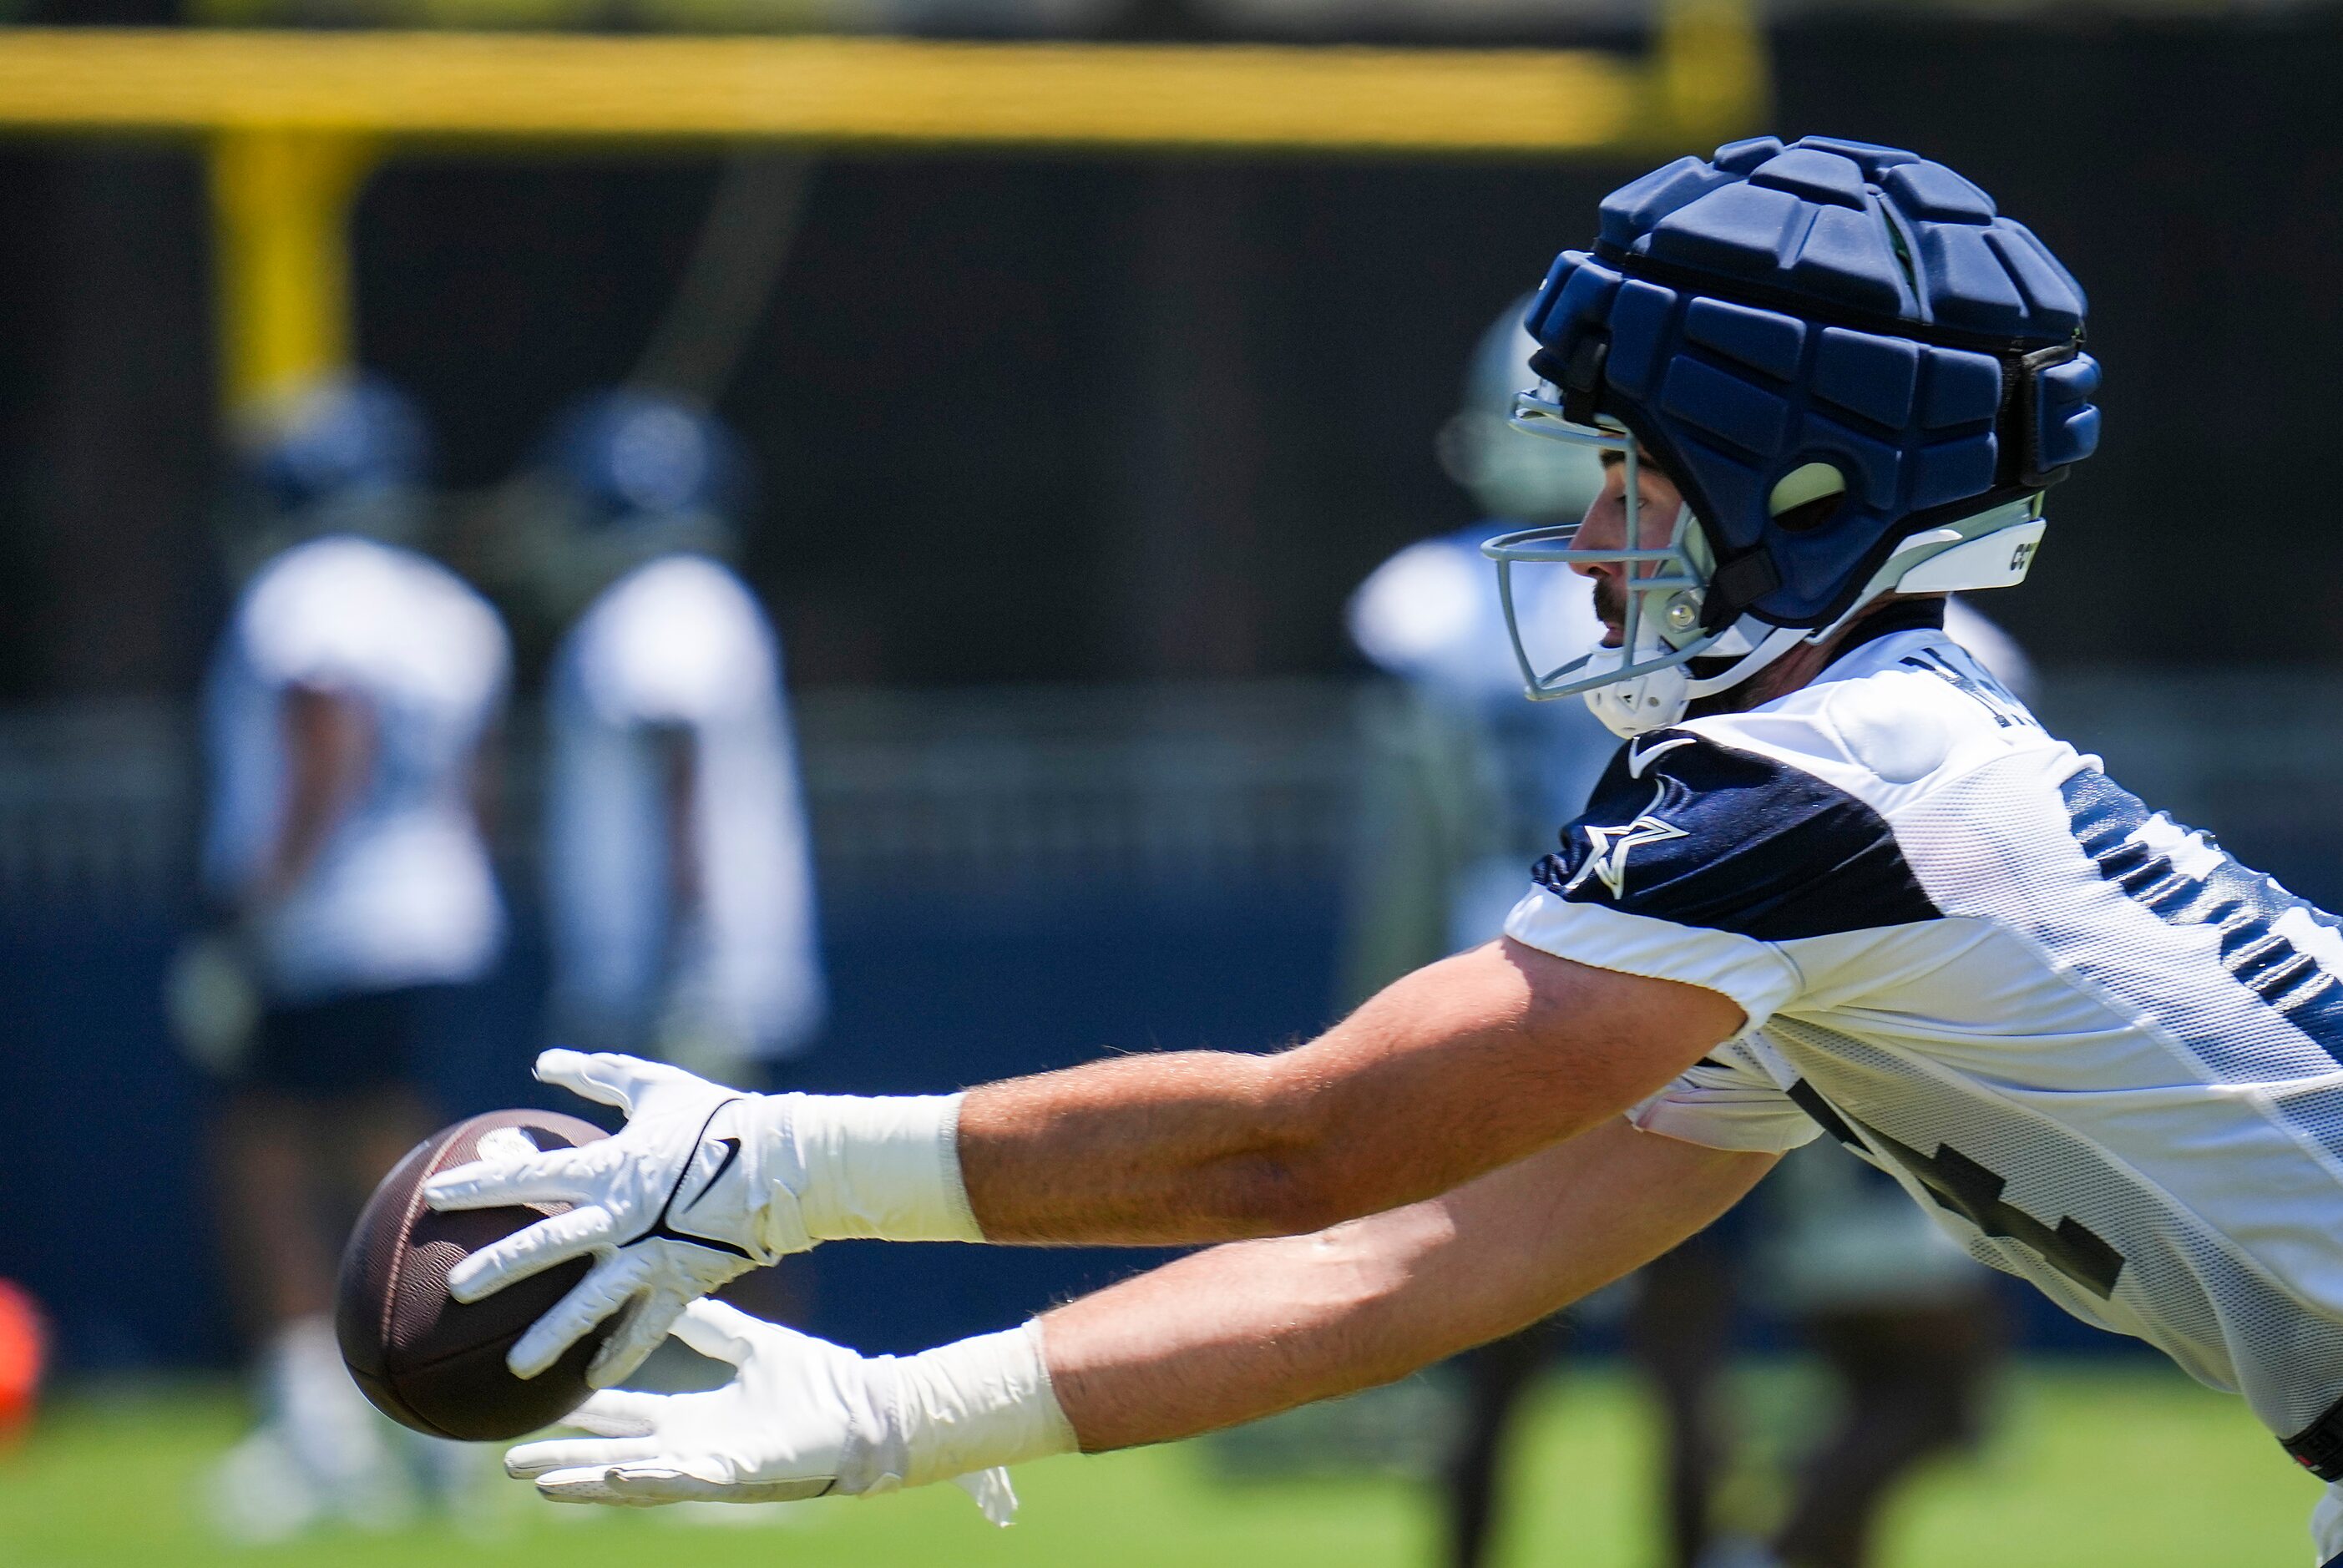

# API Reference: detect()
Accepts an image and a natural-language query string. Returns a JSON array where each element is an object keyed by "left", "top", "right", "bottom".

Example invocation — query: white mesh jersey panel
[
  {"left": 1617, "top": 626, "right": 2343, "bottom": 1444},
  {"left": 1767, "top": 1016, "right": 2343, "bottom": 1437}
]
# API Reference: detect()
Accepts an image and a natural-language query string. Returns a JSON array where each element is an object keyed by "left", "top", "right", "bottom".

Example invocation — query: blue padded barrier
[
  {"left": 1881, "top": 160, "right": 1996, "bottom": 223},
  {"left": 1919, "top": 346, "right": 2005, "bottom": 429},
  {"left": 1597, "top": 156, "right": 1736, "bottom": 249},
  {"left": 1748, "top": 147, "right": 1870, "bottom": 210},
  {"left": 1602, "top": 278, "right": 1676, "bottom": 401},
  {"left": 1660, "top": 356, "right": 1791, "bottom": 458},
  {"left": 2039, "top": 353, "right": 2105, "bottom": 470},
  {"left": 1710, "top": 134, "right": 1785, "bottom": 175}
]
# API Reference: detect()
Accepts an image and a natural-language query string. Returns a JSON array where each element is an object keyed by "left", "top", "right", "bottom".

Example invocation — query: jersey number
[{"left": 1788, "top": 1080, "right": 2125, "bottom": 1299}]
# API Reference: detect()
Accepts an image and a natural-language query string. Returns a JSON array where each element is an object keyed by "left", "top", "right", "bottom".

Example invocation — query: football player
[
  {"left": 428, "top": 138, "right": 2343, "bottom": 1564},
  {"left": 1343, "top": 292, "right": 1614, "bottom": 994},
  {"left": 519, "top": 390, "right": 824, "bottom": 1091},
  {"left": 186, "top": 377, "right": 510, "bottom": 1536},
  {"left": 1355, "top": 297, "right": 2029, "bottom": 1568}
]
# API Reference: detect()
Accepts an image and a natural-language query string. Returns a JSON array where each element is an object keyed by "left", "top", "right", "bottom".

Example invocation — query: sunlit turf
[{"left": 0, "top": 1358, "right": 2325, "bottom": 1567}]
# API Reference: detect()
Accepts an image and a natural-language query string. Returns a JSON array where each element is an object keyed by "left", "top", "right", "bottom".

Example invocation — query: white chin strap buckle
[
  {"left": 1582, "top": 652, "right": 1690, "bottom": 739},
  {"left": 1580, "top": 623, "right": 1810, "bottom": 739}
]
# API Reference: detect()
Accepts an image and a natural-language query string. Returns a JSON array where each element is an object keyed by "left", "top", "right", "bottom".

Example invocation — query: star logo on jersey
[{"left": 1563, "top": 782, "right": 1687, "bottom": 900}]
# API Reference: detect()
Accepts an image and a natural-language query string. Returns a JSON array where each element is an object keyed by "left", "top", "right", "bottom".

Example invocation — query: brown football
[{"left": 336, "top": 1109, "right": 614, "bottom": 1442}]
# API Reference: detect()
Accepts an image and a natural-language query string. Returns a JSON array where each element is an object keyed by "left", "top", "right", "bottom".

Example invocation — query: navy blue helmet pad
[{"left": 1528, "top": 135, "right": 2102, "bottom": 630}]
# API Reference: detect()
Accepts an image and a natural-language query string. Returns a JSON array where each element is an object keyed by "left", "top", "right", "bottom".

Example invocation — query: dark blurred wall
[
  {"left": 3, "top": 13, "right": 2340, "bottom": 695},
  {"left": 1767, "top": 14, "right": 2343, "bottom": 676},
  {"left": 0, "top": 148, "right": 214, "bottom": 700}
]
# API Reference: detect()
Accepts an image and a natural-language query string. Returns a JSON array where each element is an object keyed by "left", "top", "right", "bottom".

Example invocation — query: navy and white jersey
[
  {"left": 203, "top": 535, "right": 509, "bottom": 1003},
  {"left": 545, "top": 554, "right": 824, "bottom": 1066},
  {"left": 1503, "top": 621, "right": 2343, "bottom": 1450}
]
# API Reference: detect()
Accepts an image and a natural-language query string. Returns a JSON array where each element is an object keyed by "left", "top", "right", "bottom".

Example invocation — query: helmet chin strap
[
  {"left": 1484, "top": 418, "right": 2046, "bottom": 738},
  {"left": 1581, "top": 620, "right": 1808, "bottom": 738},
  {"left": 1577, "top": 499, "right": 2045, "bottom": 738},
  {"left": 1579, "top": 493, "right": 1815, "bottom": 737}
]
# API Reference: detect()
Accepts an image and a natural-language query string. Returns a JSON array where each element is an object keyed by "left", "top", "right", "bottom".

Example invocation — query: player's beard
[{"left": 1593, "top": 573, "right": 1627, "bottom": 646}]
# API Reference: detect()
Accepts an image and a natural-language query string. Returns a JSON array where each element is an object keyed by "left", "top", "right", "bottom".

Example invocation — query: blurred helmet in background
[
  {"left": 1436, "top": 294, "right": 1604, "bottom": 524},
  {"left": 220, "top": 375, "right": 433, "bottom": 580},
  {"left": 503, "top": 388, "right": 749, "bottom": 621}
]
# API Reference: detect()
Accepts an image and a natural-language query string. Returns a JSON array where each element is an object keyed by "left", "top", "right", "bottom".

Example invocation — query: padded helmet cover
[{"left": 1527, "top": 134, "right": 2102, "bottom": 630}]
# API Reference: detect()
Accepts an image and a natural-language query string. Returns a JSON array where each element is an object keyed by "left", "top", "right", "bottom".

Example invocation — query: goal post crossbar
[{"left": 0, "top": 15, "right": 1765, "bottom": 414}]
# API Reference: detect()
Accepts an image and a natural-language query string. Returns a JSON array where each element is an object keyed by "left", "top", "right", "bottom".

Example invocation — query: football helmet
[
  {"left": 220, "top": 375, "right": 433, "bottom": 579},
  {"left": 503, "top": 389, "right": 750, "bottom": 620},
  {"left": 1436, "top": 292, "right": 1605, "bottom": 525},
  {"left": 1485, "top": 135, "right": 2101, "bottom": 736}
]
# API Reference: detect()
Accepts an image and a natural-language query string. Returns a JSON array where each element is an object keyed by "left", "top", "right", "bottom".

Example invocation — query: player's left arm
[
  {"left": 425, "top": 939, "right": 1743, "bottom": 1385},
  {"left": 503, "top": 1115, "right": 1772, "bottom": 1512},
  {"left": 955, "top": 936, "right": 1743, "bottom": 1245}
]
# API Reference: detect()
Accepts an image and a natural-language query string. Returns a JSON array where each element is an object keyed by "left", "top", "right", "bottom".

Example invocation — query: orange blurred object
[{"left": 0, "top": 1278, "right": 46, "bottom": 1445}]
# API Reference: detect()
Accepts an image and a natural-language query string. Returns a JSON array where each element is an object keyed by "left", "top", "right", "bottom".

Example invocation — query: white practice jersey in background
[
  {"left": 1349, "top": 523, "right": 1617, "bottom": 943},
  {"left": 546, "top": 554, "right": 824, "bottom": 1062},
  {"left": 1504, "top": 615, "right": 2343, "bottom": 1447},
  {"left": 1350, "top": 522, "right": 1607, "bottom": 712},
  {"left": 202, "top": 535, "right": 510, "bottom": 1004}
]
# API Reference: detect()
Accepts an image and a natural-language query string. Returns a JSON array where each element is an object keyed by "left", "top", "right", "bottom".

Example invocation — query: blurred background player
[
  {"left": 171, "top": 377, "right": 512, "bottom": 1537},
  {"left": 513, "top": 388, "right": 825, "bottom": 1094},
  {"left": 1342, "top": 296, "right": 1655, "bottom": 1568}
]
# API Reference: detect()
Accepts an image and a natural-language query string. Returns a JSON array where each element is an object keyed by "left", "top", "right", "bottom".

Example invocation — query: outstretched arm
[
  {"left": 1041, "top": 1115, "right": 1773, "bottom": 1449},
  {"left": 502, "top": 1118, "right": 1773, "bottom": 1510},
  {"left": 959, "top": 938, "right": 1744, "bottom": 1246},
  {"left": 428, "top": 939, "right": 1742, "bottom": 1384}
]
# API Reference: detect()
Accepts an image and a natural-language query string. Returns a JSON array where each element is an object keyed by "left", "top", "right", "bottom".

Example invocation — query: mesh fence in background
[
  {"left": 0, "top": 679, "right": 1366, "bottom": 914},
  {"left": 0, "top": 671, "right": 2334, "bottom": 915}
]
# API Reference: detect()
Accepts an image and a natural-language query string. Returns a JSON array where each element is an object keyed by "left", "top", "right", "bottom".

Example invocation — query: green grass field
[{"left": 0, "top": 1359, "right": 2325, "bottom": 1567}]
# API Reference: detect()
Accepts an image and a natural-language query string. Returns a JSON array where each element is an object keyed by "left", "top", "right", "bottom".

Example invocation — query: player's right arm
[
  {"left": 252, "top": 683, "right": 372, "bottom": 905},
  {"left": 1037, "top": 1111, "right": 1771, "bottom": 1449},
  {"left": 503, "top": 1117, "right": 1771, "bottom": 1509}
]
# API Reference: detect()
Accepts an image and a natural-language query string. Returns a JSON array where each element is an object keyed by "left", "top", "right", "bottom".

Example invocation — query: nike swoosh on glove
[
  {"left": 503, "top": 1302, "right": 1069, "bottom": 1526},
  {"left": 421, "top": 1050, "right": 783, "bottom": 1387},
  {"left": 422, "top": 1050, "right": 980, "bottom": 1388}
]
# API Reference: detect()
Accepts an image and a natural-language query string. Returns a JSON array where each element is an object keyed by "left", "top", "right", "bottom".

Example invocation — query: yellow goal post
[{"left": 0, "top": 9, "right": 1768, "bottom": 418}]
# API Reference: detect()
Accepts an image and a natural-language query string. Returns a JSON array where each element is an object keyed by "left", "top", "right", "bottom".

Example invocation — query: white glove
[
  {"left": 423, "top": 1050, "right": 980, "bottom": 1387},
  {"left": 504, "top": 1301, "right": 1075, "bottom": 1525}
]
